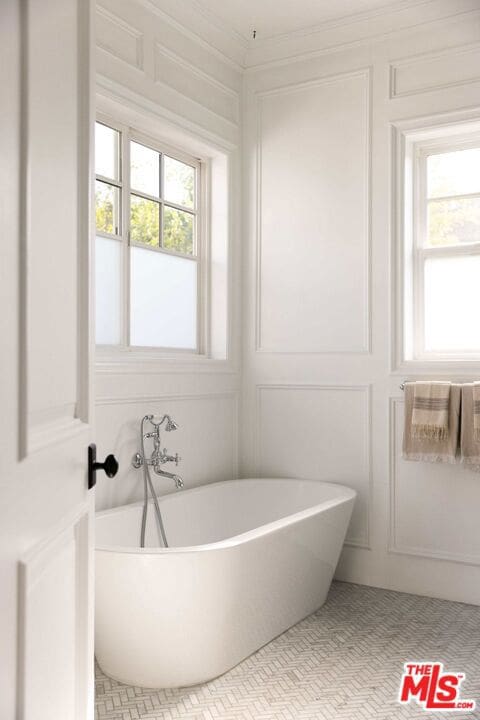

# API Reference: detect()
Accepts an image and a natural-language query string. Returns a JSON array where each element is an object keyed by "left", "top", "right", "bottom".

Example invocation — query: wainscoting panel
[
  {"left": 256, "top": 385, "right": 371, "bottom": 547},
  {"left": 256, "top": 69, "right": 371, "bottom": 354},
  {"left": 390, "top": 398, "right": 480, "bottom": 565},
  {"left": 96, "top": 5, "right": 144, "bottom": 71},
  {"left": 390, "top": 42, "right": 480, "bottom": 98},
  {"left": 95, "top": 393, "right": 239, "bottom": 511}
]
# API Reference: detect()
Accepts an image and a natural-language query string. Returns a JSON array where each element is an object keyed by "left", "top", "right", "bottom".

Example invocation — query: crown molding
[
  {"left": 160, "top": 0, "right": 480, "bottom": 71},
  {"left": 245, "top": 1, "right": 480, "bottom": 70},
  {"left": 103, "top": 0, "right": 480, "bottom": 74},
  {"left": 185, "top": 0, "right": 249, "bottom": 49},
  {"left": 247, "top": 0, "right": 436, "bottom": 47}
]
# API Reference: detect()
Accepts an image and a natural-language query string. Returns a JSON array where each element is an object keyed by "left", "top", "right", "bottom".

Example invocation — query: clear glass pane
[
  {"left": 95, "top": 180, "right": 120, "bottom": 235},
  {"left": 164, "top": 156, "right": 195, "bottom": 209},
  {"left": 163, "top": 206, "right": 194, "bottom": 254},
  {"left": 130, "top": 141, "right": 160, "bottom": 197},
  {"left": 130, "top": 246, "right": 197, "bottom": 348},
  {"left": 130, "top": 194, "right": 160, "bottom": 247},
  {"left": 95, "top": 122, "right": 120, "bottom": 180},
  {"left": 427, "top": 197, "right": 480, "bottom": 246},
  {"left": 424, "top": 255, "right": 480, "bottom": 351},
  {"left": 427, "top": 148, "right": 480, "bottom": 199},
  {"left": 95, "top": 236, "right": 122, "bottom": 345}
]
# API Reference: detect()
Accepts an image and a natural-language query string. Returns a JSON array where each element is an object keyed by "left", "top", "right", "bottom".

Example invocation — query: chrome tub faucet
[
  {"left": 132, "top": 414, "right": 184, "bottom": 548},
  {"left": 132, "top": 414, "right": 183, "bottom": 488}
]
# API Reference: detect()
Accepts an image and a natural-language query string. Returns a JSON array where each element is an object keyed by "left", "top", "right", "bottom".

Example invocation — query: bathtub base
[
  {"left": 95, "top": 478, "right": 355, "bottom": 688},
  {"left": 96, "top": 589, "right": 331, "bottom": 689}
]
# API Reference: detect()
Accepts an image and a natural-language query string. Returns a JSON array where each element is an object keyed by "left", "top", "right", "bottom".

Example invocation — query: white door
[{"left": 0, "top": 1, "right": 100, "bottom": 718}]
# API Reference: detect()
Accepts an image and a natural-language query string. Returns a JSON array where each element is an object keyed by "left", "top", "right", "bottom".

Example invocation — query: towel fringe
[{"left": 403, "top": 452, "right": 458, "bottom": 464}]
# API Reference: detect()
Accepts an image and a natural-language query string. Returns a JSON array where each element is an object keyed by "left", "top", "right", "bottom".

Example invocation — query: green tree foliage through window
[
  {"left": 130, "top": 195, "right": 160, "bottom": 247},
  {"left": 164, "top": 206, "right": 194, "bottom": 254},
  {"left": 95, "top": 181, "right": 118, "bottom": 235},
  {"left": 426, "top": 148, "right": 480, "bottom": 247}
]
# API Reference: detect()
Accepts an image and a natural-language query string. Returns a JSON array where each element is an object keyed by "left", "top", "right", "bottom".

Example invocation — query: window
[
  {"left": 400, "top": 123, "right": 480, "bottom": 363},
  {"left": 95, "top": 119, "right": 202, "bottom": 352}
]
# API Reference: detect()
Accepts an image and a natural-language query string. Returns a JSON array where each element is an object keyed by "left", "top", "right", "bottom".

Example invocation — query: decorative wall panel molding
[
  {"left": 134, "top": 0, "right": 246, "bottom": 71},
  {"left": 96, "top": 5, "right": 144, "bottom": 71},
  {"left": 254, "top": 69, "right": 371, "bottom": 354},
  {"left": 255, "top": 384, "right": 371, "bottom": 548},
  {"left": 389, "top": 398, "right": 480, "bottom": 566},
  {"left": 94, "top": 391, "right": 240, "bottom": 509},
  {"left": 154, "top": 43, "right": 240, "bottom": 125},
  {"left": 95, "top": 390, "right": 238, "bottom": 406},
  {"left": 390, "top": 42, "right": 480, "bottom": 98},
  {"left": 27, "top": 404, "right": 87, "bottom": 455},
  {"left": 17, "top": 508, "right": 89, "bottom": 718}
]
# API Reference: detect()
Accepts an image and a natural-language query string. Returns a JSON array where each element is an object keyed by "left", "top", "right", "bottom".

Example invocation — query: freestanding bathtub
[{"left": 95, "top": 478, "right": 355, "bottom": 688}]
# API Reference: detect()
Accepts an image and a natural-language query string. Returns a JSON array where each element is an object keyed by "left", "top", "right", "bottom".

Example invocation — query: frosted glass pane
[
  {"left": 424, "top": 255, "right": 480, "bottom": 352},
  {"left": 427, "top": 148, "right": 480, "bottom": 199},
  {"left": 95, "top": 236, "right": 122, "bottom": 345},
  {"left": 130, "top": 246, "right": 197, "bottom": 349}
]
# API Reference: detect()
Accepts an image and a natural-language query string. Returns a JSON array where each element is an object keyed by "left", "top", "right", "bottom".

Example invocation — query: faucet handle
[{"left": 161, "top": 449, "right": 181, "bottom": 465}]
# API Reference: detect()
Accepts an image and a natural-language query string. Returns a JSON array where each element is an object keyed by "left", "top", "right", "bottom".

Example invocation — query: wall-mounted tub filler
[{"left": 132, "top": 414, "right": 183, "bottom": 548}]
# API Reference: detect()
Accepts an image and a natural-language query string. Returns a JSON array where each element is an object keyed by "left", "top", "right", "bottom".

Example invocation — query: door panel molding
[{"left": 17, "top": 506, "right": 91, "bottom": 720}]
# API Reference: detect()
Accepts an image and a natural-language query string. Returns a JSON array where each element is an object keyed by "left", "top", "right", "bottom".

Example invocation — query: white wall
[
  {"left": 94, "top": 0, "right": 242, "bottom": 510},
  {"left": 242, "top": 4, "right": 480, "bottom": 605}
]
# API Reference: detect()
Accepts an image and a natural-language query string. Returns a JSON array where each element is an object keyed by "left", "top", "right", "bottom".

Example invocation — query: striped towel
[
  {"left": 403, "top": 383, "right": 460, "bottom": 463},
  {"left": 474, "top": 382, "right": 480, "bottom": 442},
  {"left": 461, "top": 385, "right": 480, "bottom": 471},
  {"left": 411, "top": 381, "right": 451, "bottom": 441}
]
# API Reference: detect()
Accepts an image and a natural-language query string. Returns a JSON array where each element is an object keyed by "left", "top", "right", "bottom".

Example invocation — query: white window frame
[
  {"left": 393, "top": 111, "right": 480, "bottom": 372},
  {"left": 95, "top": 112, "right": 209, "bottom": 357},
  {"left": 412, "top": 134, "right": 480, "bottom": 361}
]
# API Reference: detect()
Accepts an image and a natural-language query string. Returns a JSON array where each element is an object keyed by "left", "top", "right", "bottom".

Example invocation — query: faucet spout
[{"left": 153, "top": 467, "right": 184, "bottom": 488}]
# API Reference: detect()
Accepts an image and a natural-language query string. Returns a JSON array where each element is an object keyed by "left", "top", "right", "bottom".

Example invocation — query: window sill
[
  {"left": 393, "top": 357, "right": 480, "bottom": 377},
  {"left": 95, "top": 349, "right": 236, "bottom": 375}
]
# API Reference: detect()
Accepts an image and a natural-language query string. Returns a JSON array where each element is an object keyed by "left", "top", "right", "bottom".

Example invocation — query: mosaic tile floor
[{"left": 95, "top": 581, "right": 480, "bottom": 720}]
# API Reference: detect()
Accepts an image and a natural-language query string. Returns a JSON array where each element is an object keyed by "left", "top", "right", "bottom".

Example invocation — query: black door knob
[
  {"left": 103, "top": 454, "right": 119, "bottom": 478},
  {"left": 88, "top": 443, "right": 119, "bottom": 490}
]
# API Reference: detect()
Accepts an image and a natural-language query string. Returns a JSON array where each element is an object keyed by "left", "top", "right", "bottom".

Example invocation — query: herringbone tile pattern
[{"left": 95, "top": 581, "right": 480, "bottom": 720}]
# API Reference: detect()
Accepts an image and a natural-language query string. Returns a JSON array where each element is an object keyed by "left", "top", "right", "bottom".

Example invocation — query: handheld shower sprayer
[{"left": 131, "top": 413, "right": 183, "bottom": 548}]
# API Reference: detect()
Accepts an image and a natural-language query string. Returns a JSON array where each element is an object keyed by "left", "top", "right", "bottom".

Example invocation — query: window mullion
[
  {"left": 428, "top": 191, "right": 480, "bottom": 204},
  {"left": 160, "top": 153, "right": 164, "bottom": 249},
  {"left": 421, "top": 244, "right": 480, "bottom": 259},
  {"left": 95, "top": 173, "right": 122, "bottom": 189},
  {"left": 159, "top": 200, "right": 164, "bottom": 249},
  {"left": 413, "top": 149, "right": 426, "bottom": 359},
  {"left": 123, "top": 130, "right": 131, "bottom": 350},
  {"left": 130, "top": 189, "right": 161, "bottom": 204}
]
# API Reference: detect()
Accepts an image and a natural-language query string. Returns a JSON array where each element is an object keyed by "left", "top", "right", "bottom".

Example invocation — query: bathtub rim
[{"left": 95, "top": 477, "right": 356, "bottom": 556}]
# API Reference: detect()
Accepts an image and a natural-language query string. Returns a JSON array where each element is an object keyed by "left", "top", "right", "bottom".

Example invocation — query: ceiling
[{"left": 191, "top": 0, "right": 421, "bottom": 43}]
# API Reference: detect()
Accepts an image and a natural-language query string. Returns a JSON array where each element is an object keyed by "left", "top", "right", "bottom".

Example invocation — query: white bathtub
[{"left": 95, "top": 478, "right": 355, "bottom": 688}]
